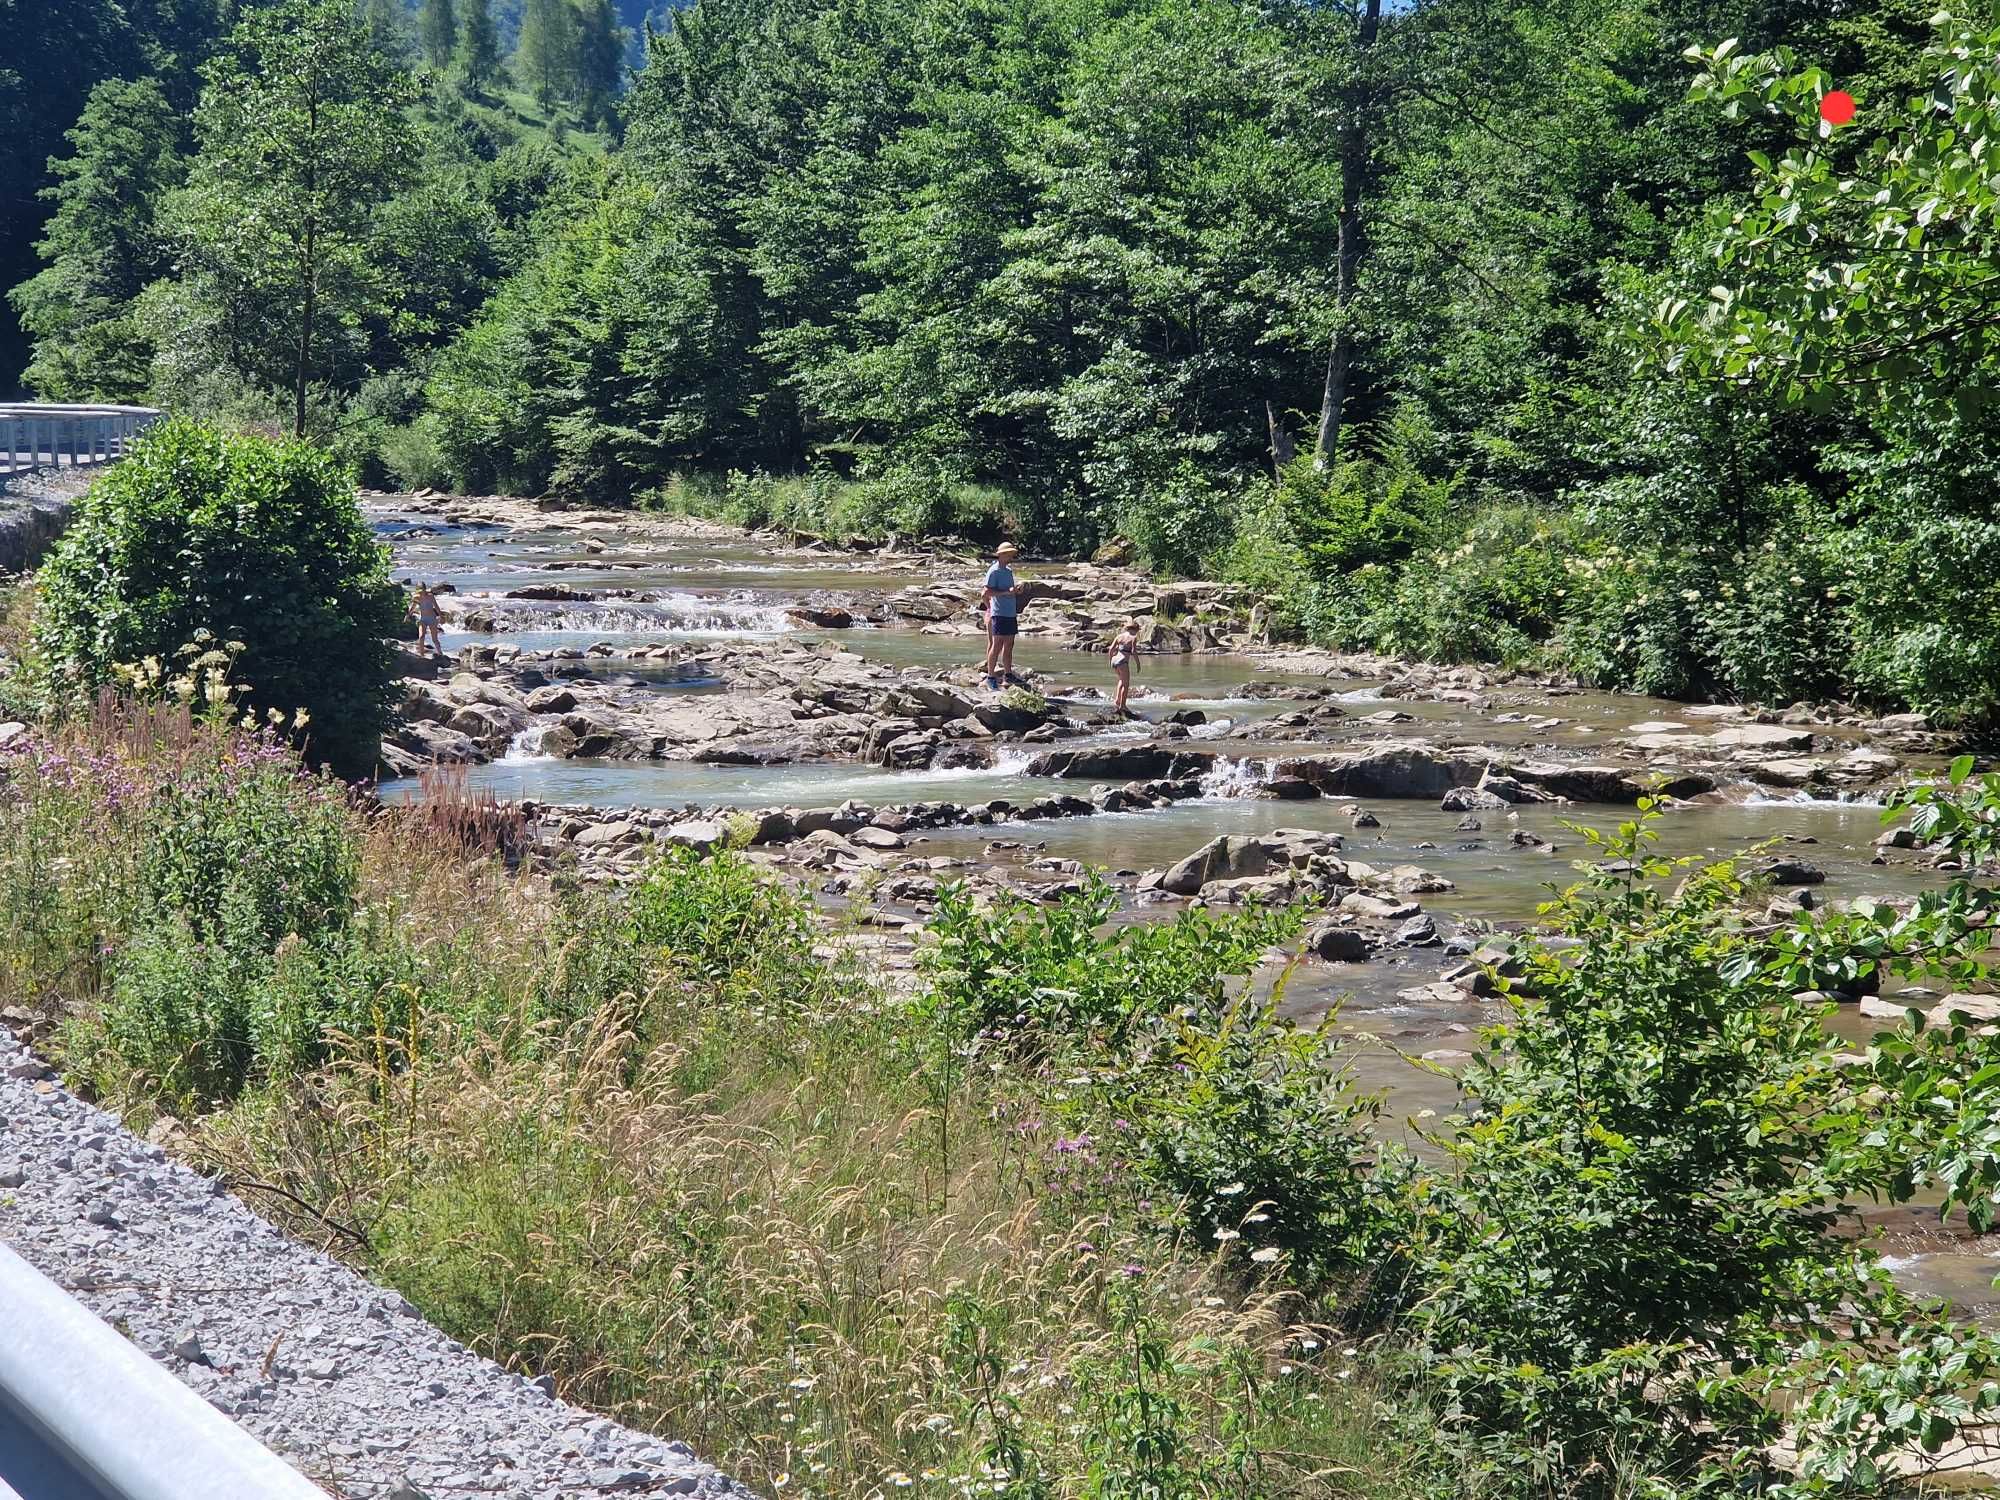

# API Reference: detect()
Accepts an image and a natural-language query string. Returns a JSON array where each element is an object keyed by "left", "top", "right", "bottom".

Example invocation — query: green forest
[{"left": 8, "top": 0, "right": 2000, "bottom": 723}]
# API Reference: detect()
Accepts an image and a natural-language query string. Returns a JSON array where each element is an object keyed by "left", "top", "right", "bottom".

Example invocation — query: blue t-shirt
[{"left": 985, "top": 563, "right": 1017, "bottom": 617}]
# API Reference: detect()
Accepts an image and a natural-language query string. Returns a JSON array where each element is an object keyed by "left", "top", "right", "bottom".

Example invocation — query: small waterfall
[
  {"left": 502, "top": 724, "right": 561, "bottom": 762},
  {"left": 1198, "top": 756, "right": 1271, "bottom": 799},
  {"left": 1740, "top": 787, "right": 1889, "bottom": 810},
  {"left": 988, "top": 746, "right": 1040, "bottom": 775},
  {"left": 450, "top": 592, "right": 794, "bottom": 636}
]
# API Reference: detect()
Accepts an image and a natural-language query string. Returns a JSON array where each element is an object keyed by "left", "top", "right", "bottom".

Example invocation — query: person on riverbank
[
  {"left": 1108, "top": 616, "right": 1142, "bottom": 714},
  {"left": 408, "top": 582, "right": 445, "bottom": 656},
  {"left": 982, "top": 542, "right": 1021, "bottom": 688}
]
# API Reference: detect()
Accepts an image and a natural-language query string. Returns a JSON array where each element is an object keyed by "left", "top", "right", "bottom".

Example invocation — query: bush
[
  {"left": 1831, "top": 507, "right": 2000, "bottom": 725},
  {"left": 1549, "top": 540, "right": 1712, "bottom": 698},
  {"left": 1698, "top": 496, "right": 1850, "bottom": 707},
  {"left": 1280, "top": 415, "right": 1461, "bottom": 578},
  {"left": 35, "top": 418, "right": 403, "bottom": 775},
  {"left": 1113, "top": 996, "right": 1389, "bottom": 1289},
  {"left": 63, "top": 735, "right": 368, "bottom": 1109},
  {"left": 917, "top": 879, "right": 1295, "bottom": 1046},
  {"left": 1290, "top": 506, "right": 1577, "bottom": 669},
  {"left": 1120, "top": 461, "right": 1242, "bottom": 577}
]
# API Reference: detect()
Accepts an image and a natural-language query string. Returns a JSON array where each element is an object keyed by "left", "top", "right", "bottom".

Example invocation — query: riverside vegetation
[
  {"left": 14, "top": 650, "right": 2000, "bottom": 1494},
  {"left": 15, "top": 0, "right": 2000, "bottom": 724}
]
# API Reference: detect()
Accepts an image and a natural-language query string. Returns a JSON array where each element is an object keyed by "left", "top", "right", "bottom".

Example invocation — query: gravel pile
[{"left": 0, "top": 1027, "right": 756, "bottom": 1499}]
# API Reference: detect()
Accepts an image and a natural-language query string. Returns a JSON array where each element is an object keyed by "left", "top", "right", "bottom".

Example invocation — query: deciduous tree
[{"left": 167, "top": 0, "right": 415, "bottom": 436}]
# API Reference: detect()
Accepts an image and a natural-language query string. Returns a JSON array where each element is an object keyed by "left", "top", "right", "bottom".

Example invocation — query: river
[{"left": 372, "top": 496, "right": 1996, "bottom": 1315}]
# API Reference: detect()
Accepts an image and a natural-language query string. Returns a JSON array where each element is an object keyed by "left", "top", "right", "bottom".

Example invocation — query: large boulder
[
  {"left": 525, "top": 684, "right": 579, "bottom": 714},
  {"left": 448, "top": 701, "right": 528, "bottom": 749},
  {"left": 1710, "top": 724, "right": 1817, "bottom": 753},
  {"left": 1026, "top": 744, "right": 1214, "bottom": 780},
  {"left": 1162, "top": 834, "right": 1275, "bottom": 895},
  {"left": 446, "top": 671, "right": 525, "bottom": 711},
  {"left": 880, "top": 683, "right": 976, "bottom": 721},
  {"left": 1303, "top": 918, "right": 1373, "bottom": 962},
  {"left": 388, "top": 717, "right": 485, "bottom": 760},
  {"left": 1508, "top": 761, "right": 1715, "bottom": 803},
  {"left": 1280, "top": 746, "right": 1490, "bottom": 799}
]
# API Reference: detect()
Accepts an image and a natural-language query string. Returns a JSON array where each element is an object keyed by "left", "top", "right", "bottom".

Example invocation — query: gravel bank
[{"left": 0, "top": 1027, "right": 755, "bottom": 1500}]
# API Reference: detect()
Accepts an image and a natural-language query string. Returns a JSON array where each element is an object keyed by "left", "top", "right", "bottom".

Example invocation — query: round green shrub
[{"left": 35, "top": 417, "right": 403, "bottom": 776}]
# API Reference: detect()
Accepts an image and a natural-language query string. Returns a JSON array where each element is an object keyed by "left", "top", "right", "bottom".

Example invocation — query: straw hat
[{"left": 994, "top": 542, "right": 1021, "bottom": 559}]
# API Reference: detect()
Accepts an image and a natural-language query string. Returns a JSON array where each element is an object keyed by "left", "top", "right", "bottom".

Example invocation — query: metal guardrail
[
  {"left": 0, "top": 1240, "right": 328, "bottom": 1499},
  {"left": 0, "top": 405, "right": 161, "bottom": 476}
]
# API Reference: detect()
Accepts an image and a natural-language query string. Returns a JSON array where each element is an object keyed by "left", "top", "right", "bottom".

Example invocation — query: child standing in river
[
  {"left": 1108, "top": 617, "right": 1142, "bottom": 714},
  {"left": 408, "top": 583, "right": 445, "bottom": 656}
]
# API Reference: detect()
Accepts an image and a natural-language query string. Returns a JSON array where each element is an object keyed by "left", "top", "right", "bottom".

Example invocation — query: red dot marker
[{"left": 1820, "top": 90, "right": 1856, "bottom": 126}]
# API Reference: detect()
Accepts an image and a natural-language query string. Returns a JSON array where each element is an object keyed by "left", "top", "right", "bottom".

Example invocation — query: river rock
[
  {"left": 575, "top": 819, "right": 644, "bottom": 849},
  {"left": 788, "top": 605, "right": 854, "bottom": 628},
  {"left": 850, "top": 826, "right": 907, "bottom": 851},
  {"left": 1395, "top": 913, "right": 1442, "bottom": 946},
  {"left": 881, "top": 683, "right": 976, "bottom": 720},
  {"left": 1281, "top": 745, "right": 1488, "bottom": 799},
  {"left": 1709, "top": 724, "right": 1817, "bottom": 753},
  {"left": 663, "top": 820, "right": 727, "bottom": 852},
  {"left": 448, "top": 701, "right": 528, "bottom": 748},
  {"left": 525, "top": 685, "right": 579, "bottom": 714},
  {"left": 1303, "top": 919, "right": 1373, "bottom": 961},
  {"left": 1746, "top": 758, "right": 1825, "bottom": 788},
  {"left": 1933, "top": 993, "right": 2000, "bottom": 1023},
  {"left": 1161, "top": 835, "right": 1273, "bottom": 895},
  {"left": 1440, "top": 786, "right": 1508, "bottom": 812},
  {"left": 1026, "top": 745, "right": 1213, "bottom": 780},
  {"left": 384, "top": 719, "right": 484, "bottom": 765},
  {"left": 1764, "top": 857, "right": 1827, "bottom": 886},
  {"left": 1340, "top": 893, "right": 1419, "bottom": 921},
  {"left": 446, "top": 672, "right": 525, "bottom": 710},
  {"left": 1196, "top": 874, "right": 1296, "bottom": 905},
  {"left": 1828, "top": 746, "right": 1900, "bottom": 784},
  {"left": 1256, "top": 776, "right": 1318, "bottom": 800},
  {"left": 794, "top": 806, "right": 866, "bottom": 837}
]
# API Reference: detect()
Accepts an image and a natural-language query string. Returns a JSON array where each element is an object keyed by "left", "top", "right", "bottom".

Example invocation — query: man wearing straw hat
[{"left": 981, "top": 541, "right": 1022, "bottom": 689}]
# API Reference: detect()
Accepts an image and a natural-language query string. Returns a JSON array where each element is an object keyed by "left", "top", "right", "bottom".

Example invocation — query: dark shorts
[{"left": 989, "top": 615, "right": 1018, "bottom": 638}]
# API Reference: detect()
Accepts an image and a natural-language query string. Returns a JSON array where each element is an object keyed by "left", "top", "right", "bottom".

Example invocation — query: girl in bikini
[
  {"left": 409, "top": 583, "right": 445, "bottom": 656},
  {"left": 1108, "top": 617, "right": 1141, "bottom": 714}
]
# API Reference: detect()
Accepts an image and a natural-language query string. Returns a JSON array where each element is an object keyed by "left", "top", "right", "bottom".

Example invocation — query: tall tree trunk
[
  {"left": 1316, "top": 0, "right": 1383, "bottom": 468},
  {"left": 295, "top": 216, "right": 315, "bottom": 439},
  {"left": 295, "top": 83, "right": 318, "bottom": 441},
  {"left": 1267, "top": 400, "right": 1295, "bottom": 472}
]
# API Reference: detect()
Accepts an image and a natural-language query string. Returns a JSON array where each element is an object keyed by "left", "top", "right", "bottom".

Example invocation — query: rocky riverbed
[{"left": 370, "top": 490, "right": 1974, "bottom": 1043}]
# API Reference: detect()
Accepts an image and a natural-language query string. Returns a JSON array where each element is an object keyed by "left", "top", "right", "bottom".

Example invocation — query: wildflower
[
  {"left": 1216, "top": 1181, "right": 1245, "bottom": 1196},
  {"left": 1213, "top": 1227, "right": 1242, "bottom": 1242},
  {"left": 1250, "top": 1246, "right": 1281, "bottom": 1263},
  {"left": 888, "top": 1472, "right": 914, "bottom": 1488}
]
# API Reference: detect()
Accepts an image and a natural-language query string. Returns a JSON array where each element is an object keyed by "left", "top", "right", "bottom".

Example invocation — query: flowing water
[{"left": 373, "top": 501, "right": 1997, "bottom": 1308}]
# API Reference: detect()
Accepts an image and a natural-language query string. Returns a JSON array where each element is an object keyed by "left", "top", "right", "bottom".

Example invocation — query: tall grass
[{"left": 0, "top": 704, "right": 1407, "bottom": 1500}]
